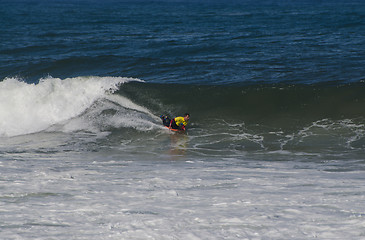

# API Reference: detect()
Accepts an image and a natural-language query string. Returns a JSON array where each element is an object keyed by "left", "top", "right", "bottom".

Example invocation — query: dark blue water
[{"left": 1, "top": 0, "right": 365, "bottom": 84}]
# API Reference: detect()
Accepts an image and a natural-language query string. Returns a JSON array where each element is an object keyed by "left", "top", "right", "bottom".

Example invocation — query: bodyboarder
[{"left": 160, "top": 113, "right": 190, "bottom": 131}]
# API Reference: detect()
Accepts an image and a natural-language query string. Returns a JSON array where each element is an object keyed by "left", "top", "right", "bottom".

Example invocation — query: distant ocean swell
[
  {"left": 2, "top": 1, "right": 365, "bottom": 85},
  {"left": 1, "top": 77, "right": 365, "bottom": 154}
]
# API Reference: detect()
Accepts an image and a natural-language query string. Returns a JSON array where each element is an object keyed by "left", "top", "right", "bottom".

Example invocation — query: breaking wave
[{"left": 0, "top": 76, "right": 157, "bottom": 137}]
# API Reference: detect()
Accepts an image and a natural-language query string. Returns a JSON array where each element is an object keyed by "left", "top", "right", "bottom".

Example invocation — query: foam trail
[
  {"left": 0, "top": 76, "right": 142, "bottom": 137},
  {"left": 106, "top": 94, "right": 159, "bottom": 120}
]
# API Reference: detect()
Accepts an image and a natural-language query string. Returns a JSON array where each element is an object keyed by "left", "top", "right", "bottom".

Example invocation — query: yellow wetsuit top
[{"left": 174, "top": 117, "right": 188, "bottom": 127}]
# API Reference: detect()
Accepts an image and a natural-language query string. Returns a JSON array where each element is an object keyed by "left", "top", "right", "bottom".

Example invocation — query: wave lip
[{"left": 0, "top": 76, "right": 142, "bottom": 137}]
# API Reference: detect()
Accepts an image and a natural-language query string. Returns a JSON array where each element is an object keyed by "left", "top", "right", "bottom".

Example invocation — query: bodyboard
[{"left": 164, "top": 126, "right": 185, "bottom": 133}]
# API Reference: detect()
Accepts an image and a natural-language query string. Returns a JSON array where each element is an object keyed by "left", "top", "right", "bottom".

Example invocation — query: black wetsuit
[{"left": 162, "top": 116, "right": 179, "bottom": 129}]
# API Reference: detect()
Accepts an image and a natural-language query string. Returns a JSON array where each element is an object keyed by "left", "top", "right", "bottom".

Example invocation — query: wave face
[
  {"left": 120, "top": 81, "right": 365, "bottom": 122},
  {"left": 118, "top": 82, "right": 365, "bottom": 154},
  {"left": 2, "top": 78, "right": 365, "bottom": 155}
]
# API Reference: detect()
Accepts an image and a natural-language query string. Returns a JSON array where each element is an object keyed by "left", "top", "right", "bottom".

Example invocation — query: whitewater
[
  {"left": 0, "top": 76, "right": 158, "bottom": 137},
  {"left": 2, "top": 154, "right": 365, "bottom": 240}
]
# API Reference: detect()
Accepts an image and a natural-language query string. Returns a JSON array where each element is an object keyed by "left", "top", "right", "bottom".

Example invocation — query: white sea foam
[
  {"left": 0, "top": 76, "right": 145, "bottom": 137},
  {"left": 1, "top": 155, "right": 365, "bottom": 240}
]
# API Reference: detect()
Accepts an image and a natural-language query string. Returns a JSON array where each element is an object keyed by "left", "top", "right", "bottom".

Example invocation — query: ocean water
[{"left": 1, "top": 0, "right": 365, "bottom": 239}]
